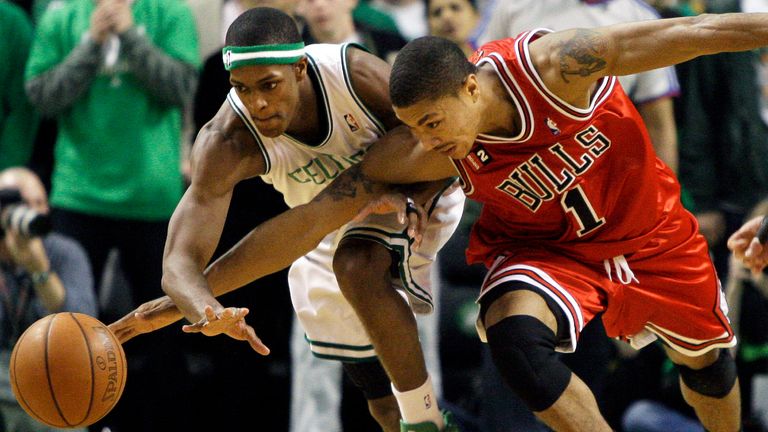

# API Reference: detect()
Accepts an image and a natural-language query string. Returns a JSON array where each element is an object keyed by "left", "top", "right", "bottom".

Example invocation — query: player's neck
[
  {"left": 477, "top": 67, "right": 521, "bottom": 137},
  {"left": 285, "top": 66, "right": 322, "bottom": 142}
]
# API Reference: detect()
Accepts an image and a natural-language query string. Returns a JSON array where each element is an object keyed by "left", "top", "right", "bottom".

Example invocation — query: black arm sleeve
[
  {"left": 120, "top": 27, "right": 198, "bottom": 108},
  {"left": 24, "top": 37, "right": 102, "bottom": 118}
]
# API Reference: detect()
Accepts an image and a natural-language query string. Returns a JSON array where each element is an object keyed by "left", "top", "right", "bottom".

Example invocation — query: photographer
[{"left": 0, "top": 167, "right": 96, "bottom": 432}]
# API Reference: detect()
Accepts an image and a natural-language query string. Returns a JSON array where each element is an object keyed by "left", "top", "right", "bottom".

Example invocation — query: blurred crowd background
[{"left": 2, "top": 0, "right": 768, "bottom": 431}]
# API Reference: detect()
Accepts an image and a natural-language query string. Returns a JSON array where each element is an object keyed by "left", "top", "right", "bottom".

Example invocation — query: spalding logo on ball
[{"left": 10, "top": 312, "right": 127, "bottom": 428}]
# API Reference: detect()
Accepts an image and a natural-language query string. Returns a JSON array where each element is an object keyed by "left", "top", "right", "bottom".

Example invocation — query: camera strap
[{"left": 0, "top": 269, "right": 31, "bottom": 345}]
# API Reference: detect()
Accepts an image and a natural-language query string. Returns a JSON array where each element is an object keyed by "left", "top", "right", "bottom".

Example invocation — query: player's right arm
[
  {"left": 160, "top": 102, "right": 265, "bottom": 326},
  {"left": 109, "top": 132, "right": 454, "bottom": 346},
  {"left": 529, "top": 13, "right": 768, "bottom": 107},
  {"left": 204, "top": 124, "right": 457, "bottom": 294}
]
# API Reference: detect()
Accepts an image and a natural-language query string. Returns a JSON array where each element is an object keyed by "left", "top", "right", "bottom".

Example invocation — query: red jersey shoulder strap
[{"left": 513, "top": 29, "right": 617, "bottom": 121}]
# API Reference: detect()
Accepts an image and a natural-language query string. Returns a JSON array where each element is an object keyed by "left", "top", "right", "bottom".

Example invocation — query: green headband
[{"left": 222, "top": 42, "right": 305, "bottom": 70}]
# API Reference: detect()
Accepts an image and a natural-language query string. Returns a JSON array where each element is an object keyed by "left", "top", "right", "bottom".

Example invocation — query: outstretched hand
[
  {"left": 353, "top": 193, "right": 428, "bottom": 247},
  {"left": 182, "top": 305, "right": 270, "bottom": 355},
  {"left": 727, "top": 216, "right": 768, "bottom": 275},
  {"left": 108, "top": 296, "right": 181, "bottom": 344}
]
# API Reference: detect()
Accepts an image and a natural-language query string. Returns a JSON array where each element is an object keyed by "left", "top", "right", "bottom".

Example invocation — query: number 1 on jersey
[{"left": 561, "top": 185, "right": 605, "bottom": 236}]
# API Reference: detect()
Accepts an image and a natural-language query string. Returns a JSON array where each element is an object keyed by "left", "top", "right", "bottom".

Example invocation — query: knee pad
[
  {"left": 342, "top": 360, "right": 393, "bottom": 400},
  {"left": 486, "top": 315, "right": 572, "bottom": 412},
  {"left": 678, "top": 349, "right": 737, "bottom": 398}
]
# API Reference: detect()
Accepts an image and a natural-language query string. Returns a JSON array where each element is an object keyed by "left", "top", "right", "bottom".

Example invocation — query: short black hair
[
  {"left": 225, "top": 7, "right": 302, "bottom": 47},
  {"left": 390, "top": 36, "right": 477, "bottom": 108}
]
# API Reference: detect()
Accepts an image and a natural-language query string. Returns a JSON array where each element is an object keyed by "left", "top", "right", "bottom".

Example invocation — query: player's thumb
[{"left": 745, "top": 239, "right": 763, "bottom": 259}]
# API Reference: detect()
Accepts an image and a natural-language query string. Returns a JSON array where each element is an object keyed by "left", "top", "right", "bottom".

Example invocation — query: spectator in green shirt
[
  {"left": 23, "top": 0, "right": 199, "bottom": 430},
  {"left": 0, "top": 1, "right": 38, "bottom": 170}
]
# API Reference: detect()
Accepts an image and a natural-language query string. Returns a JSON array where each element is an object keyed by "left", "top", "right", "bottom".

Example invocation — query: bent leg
[
  {"left": 334, "top": 238, "right": 427, "bottom": 391},
  {"left": 334, "top": 238, "right": 436, "bottom": 430},
  {"left": 665, "top": 346, "right": 741, "bottom": 432},
  {"left": 343, "top": 361, "right": 401, "bottom": 432},
  {"left": 483, "top": 288, "right": 612, "bottom": 432}
]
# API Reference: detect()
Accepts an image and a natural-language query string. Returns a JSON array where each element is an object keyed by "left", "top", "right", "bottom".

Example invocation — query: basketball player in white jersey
[{"left": 110, "top": 7, "right": 463, "bottom": 432}]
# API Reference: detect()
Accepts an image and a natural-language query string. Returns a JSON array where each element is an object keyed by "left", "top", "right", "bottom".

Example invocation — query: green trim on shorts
[
  {"left": 340, "top": 230, "right": 432, "bottom": 306},
  {"left": 312, "top": 353, "right": 380, "bottom": 363},
  {"left": 304, "top": 334, "right": 374, "bottom": 351}
]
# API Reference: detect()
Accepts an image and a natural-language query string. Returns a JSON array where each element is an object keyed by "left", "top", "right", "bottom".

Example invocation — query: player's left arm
[
  {"left": 529, "top": 13, "right": 768, "bottom": 106},
  {"left": 202, "top": 163, "right": 413, "bottom": 291}
]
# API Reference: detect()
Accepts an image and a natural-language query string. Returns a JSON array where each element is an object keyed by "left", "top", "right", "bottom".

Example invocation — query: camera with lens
[{"left": 0, "top": 188, "right": 51, "bottom": 238}]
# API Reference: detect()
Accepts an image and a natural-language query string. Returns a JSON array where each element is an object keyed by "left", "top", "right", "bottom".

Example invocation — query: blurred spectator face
[
  {"left": 427, "top": 0, "right": 478, "bottom": 45},
  {"left": 229, "top": 60, "right": 308, "bottom": 138},
  {"left": 298, "top": 0, "right": 356, "bottom": 36},
  {"left": 242, "top": 0, "right": 300, "bottom": 15},
  {"left": 0, "top": 168, "right": 49, "bottom": 214}
]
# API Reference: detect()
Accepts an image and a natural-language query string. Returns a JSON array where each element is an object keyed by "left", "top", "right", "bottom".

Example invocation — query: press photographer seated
[
  {"left": 0, "top": 167, "right": 97, "bottom": 432},
  {"left": 0, "top": 188, "right": 51, "bottom": 240}
]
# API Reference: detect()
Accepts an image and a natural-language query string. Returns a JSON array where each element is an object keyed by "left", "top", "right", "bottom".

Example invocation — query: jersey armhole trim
[
  {"left": 514, "top": 29, "right": 616, "bottom": 121},
  {"left": 477, "top": 53, "right": 534, "bottom": 142},
  {"left": 340, "top": 43, "right": 387, "bottom": 136}
]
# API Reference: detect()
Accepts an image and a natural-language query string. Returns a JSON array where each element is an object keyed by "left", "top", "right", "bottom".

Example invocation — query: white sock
[{"left": 391, "top": 376, "right": 444, "bottom": 428}]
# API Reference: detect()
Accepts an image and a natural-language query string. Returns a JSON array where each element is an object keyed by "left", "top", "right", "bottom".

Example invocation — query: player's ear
[
  {"left": 294, "top": 57, "right": 308, "bottom": 80},
  {"left": 464, "top": 74, "right": 480, "bottom": 102}
]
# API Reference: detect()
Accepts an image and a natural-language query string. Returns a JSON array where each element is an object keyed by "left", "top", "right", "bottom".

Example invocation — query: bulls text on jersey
[{"left": 496, "top": 125, "right": 611, "bottom": 213}]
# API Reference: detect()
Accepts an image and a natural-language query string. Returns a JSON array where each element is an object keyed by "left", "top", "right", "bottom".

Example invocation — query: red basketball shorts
[{"left": 476, "top": 211, "right": 735, "bottom": 356}]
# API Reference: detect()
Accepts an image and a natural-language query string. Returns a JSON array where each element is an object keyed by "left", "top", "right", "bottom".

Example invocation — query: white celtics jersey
[{"left": 227, "top": 43, "right": 386, "bottom": 208}]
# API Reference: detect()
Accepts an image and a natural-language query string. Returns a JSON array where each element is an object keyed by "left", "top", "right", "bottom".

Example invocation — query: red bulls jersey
[{"left": 458, "top": 31, "right": 685, "bottom": 266}]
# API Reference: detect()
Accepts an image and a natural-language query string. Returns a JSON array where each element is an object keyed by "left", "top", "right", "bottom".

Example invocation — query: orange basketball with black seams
[{"left": 9, "top": 312, "right": 127, "bottom": 428}]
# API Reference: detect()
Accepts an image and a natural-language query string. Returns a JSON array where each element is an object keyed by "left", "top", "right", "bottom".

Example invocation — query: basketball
[{"left": 9, "top": 312, "right": 127, "bottom": 428}]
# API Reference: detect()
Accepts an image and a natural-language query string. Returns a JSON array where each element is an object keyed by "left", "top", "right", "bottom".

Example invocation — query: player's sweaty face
[
  {"left": 229, "top": 63, "right": 303, "bottom": 137},
  {"left": 394, "top": 94, "right": 478, "bottom": 159}
]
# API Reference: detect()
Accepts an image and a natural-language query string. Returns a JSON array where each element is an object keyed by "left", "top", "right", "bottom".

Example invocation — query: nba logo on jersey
[
  {"left": 466, "top": 145, "right": 492, "bottom": 171},
  {"left": 546, "top": 117, "right": 561, "bottom": 135},
  {"left": 344, "top": 114, "right": 360, "bottom": 132}
]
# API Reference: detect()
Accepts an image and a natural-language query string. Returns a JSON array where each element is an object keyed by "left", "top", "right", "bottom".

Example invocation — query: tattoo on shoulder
[
  {"left": 324, "top": 165, "right": 375, "bottom": 200},
  {"left": 557, "top": 29, "right": 607, "bottom": 83}
]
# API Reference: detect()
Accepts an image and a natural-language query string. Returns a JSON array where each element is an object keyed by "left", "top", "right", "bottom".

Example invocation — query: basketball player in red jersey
[
  {"left": 114, "top": 13, "right": 768, "bottom": 432},
  {"left": 378, "top": 18, "right": 768, "bottom": 431}
]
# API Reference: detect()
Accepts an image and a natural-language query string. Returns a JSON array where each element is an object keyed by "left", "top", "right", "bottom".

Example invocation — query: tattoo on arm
[
  {"left": 557, "top": 29, "right": 608, "bottom": 83},
  {"left": 323, "top": 165, "right": 376, "bottom": 200}
]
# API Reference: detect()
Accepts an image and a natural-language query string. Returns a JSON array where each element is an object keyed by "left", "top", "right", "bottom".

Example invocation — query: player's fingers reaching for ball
[
  {"left": 237, "top": 320, "right": 270, "bottom": 355},
  {"left": 108, "top": 325, "right": 135, "bottom": 344},
  {"left": 108, "top": 309, "right": 157, "bottom": 344},
  {"left": 181, "top": 317, "right": 207, "bottom": 334},
  {"left": 204, "top": 304, "right": 218, "bottom": 321},
  {"left": 181, "top": 305, "right": 216, "bottom": 334},
  {"left": 182, "top": 305, "right": 252, "bottom": 338}
]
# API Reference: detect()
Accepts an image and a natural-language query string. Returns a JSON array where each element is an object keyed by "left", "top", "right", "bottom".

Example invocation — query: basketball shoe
[{"left": 400, "top": 410, "right": 460, "bottom": 432}]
